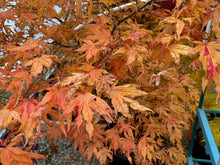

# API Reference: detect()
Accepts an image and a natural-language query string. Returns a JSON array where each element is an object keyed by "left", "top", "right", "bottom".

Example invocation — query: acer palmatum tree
[{"left": 0, "top": 0, "right": 219, "bottom": 164}]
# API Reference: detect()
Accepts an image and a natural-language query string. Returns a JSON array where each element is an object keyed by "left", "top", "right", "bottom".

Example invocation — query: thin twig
[
  {"left": 111, "top": 0, "right": 154, "bottom": 34},
  {"left": 140, "top": 10, "right": 165, "bottom": 18},
  {"left": 0, "top": 95, "right": 10, "bottom": 99},
  {"left": 50, "top": 41, "right": 74, "bottom": 48}
]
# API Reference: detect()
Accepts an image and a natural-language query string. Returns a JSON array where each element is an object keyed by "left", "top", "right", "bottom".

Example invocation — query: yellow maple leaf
[
  {"left": 176, "top": 20, "right": 185, "bottom": 40},
  {"left": 176, "top": 0, "right": 184, "bottom": 8},
  {"left": 169, "top": 44, "right": 195, "bottom": 64},
  {"left": 163, "top": 17, "right": 185, "bottom": 40}
]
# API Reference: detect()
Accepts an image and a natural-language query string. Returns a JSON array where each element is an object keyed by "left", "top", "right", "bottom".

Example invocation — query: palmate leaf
[
  {"left": 108, "top": 58, "right": 128, "bottom": 80},
  {"left": 169, "top": 44, "right": 195, "bottom": 63},
  {"left": 43, "top": 125, "right": 65, "bottom": 144},
  {"left": 212, "top": 5, "right": 220, "bottom": 41},
  {"left": 20, "top": 118, "right": 41, "bottom": 146},
  {"left": 117, "top": 118, "right": 135, "bottom": 139},
  {"left": 61, "top": 73, "right": 87, "bottom": 87},
  {"left": 0, "top": 109, "right": 20, "bottom": 130},
  {"left": 194, "top": 41, "right": 220, "bottom": 69},
  {"left": 62, "top": 66, "right": 111, "bottom": 89},
  {"left": 107, "top": 84, "right": 152, "bottom": 118},
  {"left": 106, "top": 128, "right": 120, "bottom": 152},
  {"left": 163, "top": 17, "right": 185, "bottom": 39},
  {"left": 151, "top": 43, "right": 194, "bottom": 65},
  {"left": 66, "top": 92, "right": 114, "bottom": 139},
  {"left": 14, "top": 99, "right": 38, "bottom": 122},
  {"left": 68, "top": 125, "right": 89, "bottom": 153},
  {"left": 119, "top": 138, "right": 137, "bottom": 164},
  {"left": 96, "top": 73, "right": 116, "bottom": 96},
  {"left": 97, "top": 148, "right": 113, "bottom": 165},
  {"left": 85, "top": 23, "right": 111, "bottom": 46},
  {"left": 25, "top": 55, "right": 57, "bottom": 77},
  {"left": 37, "top": 84, "right": 68, "bottom": 109},
  {"left": 138, "top": 135, "right": 155, "bottom": 162},
  {"left": 75, "top": 40, "right": 100, "bottom": 63},
  {"left": 113, "top": 44, "right": 147, "bottom": 65},
  {"left": 6, "top": 70, "right": 32, "bottom": 100},
  {"left": 11, "top": 99, "right": 42, "bottom": 144},
  {"left": 8, "top": 38, "right": 39, "bottom": 52},
  {"left": 62, "top": 64, "right": 115, "bottom": 91},
  {"left": 193, "top": 41, "right": 220, "bottom": 99},
  {"left": 0, "top": 145, "right": 46, "bottom": 165}
]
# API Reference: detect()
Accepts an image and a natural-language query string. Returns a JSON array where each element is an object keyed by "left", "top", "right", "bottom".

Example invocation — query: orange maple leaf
[
  {"left": 117, "top": 117, "right": 135, "bottom": 139},
  {"left": 43, "top": 125, "right": 65, "bottom": 143},
  {"left": 113, "top": 44, "right": 147, "bottom": 65},
  {"left": 61, "top": 73, "right": 87, "bottom": 87},
  {"left": 107, "top": 84, "right": 152, "bottom": 118},
  {"left": 194, "top": 41, "right": 220, "bottom": 69},
  {"left": 8, "top": 38, "right": 39, "bottom": 52},
  {"left": 85, "top": 24, "right": 111, "bottom": 46},
  {"left": 108, "top": 58, "right": 128, "bottom": 80},
  {"left": 25, "top": 55, "right": 57, "bottom": 77},
  {"left": 6, "top": 70, "right": 32, "bottom": 96},
  {"left": 0, "top": 145, "right": 45, "bottom": 165},
  {"left": 14, "top": 99, "right": 38, "bottom": 122},
  {"left": 96, "top": 73, "right": 116, "bottom": 96},
  {"left": 97, "top": 148, "right": 113, "bottom": 165},
  {"left": 151, "top": 43, "right": 194, "bottom": 64},
  {"left": 122, "top": 29, "right": 152, "bottom": 42},
  {"left": 163, "top": 17, "right": 185, "bottom": 40},
  {"left": 20, "top": 118, "right": 41, "bottom": 145},
  {"left": 0, "top": 109, "right": 20, "bottom": 130},
  {"left": 68, "top": 125, "right": 89, "bottom": 153},
  {"left": 61, "top": 65, "right": 116, "bottom": 96},
  {"left": 37, "top": 84, "right": 68, "bottom": 109},
  {"left": 106, "top": 128, "right": 120, "bottom": 152},
  {"left": 194, "top": 41, "right": 220, "bottom": 84},
  {"left": 212, "top": 5, "right": 220, "bottom": 41},
  {"left": 20, "top": 13, "right": 38, "bottom": 24},
  {"left": 119, "top": 138, "right": 137, "bottom": 164},
  {"left": 76, "top": 40, "right": 99, "bottom": 63},
  {"left": 137, "top": 135, "right": 155, "bottom": 162},
  {"left": 66, "top": 92, "right": 113, "bottom": 139}
]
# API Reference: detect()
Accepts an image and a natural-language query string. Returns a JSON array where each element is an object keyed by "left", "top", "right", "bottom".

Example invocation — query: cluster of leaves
[{"left": 0, "top": 0, "right": 220, "bottom": 164}]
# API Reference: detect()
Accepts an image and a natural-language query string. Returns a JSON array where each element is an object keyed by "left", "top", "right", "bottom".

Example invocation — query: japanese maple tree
[{"left": 0, "top": 0, "right": 219, "bottom": 164}]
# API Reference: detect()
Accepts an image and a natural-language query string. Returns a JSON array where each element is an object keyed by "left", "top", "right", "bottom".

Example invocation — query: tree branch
[
  {"left": 111, "top": 0, "right": 154, "bottom": 34},
  {"left": 50, "top": 41, "right": 74, "bottom": 48}
]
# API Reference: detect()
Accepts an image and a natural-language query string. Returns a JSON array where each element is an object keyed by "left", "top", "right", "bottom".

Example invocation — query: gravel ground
[
  {"left": 30, "top": 137, "right": 100, "bottom": 165},
  {"left": 29, "top": 126, "right": 194, "bottom": 165}
]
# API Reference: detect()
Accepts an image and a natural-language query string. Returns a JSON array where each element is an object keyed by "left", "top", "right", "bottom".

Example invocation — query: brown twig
[
  {"left": 111, "top": 0, "right": 154, "bottom": 34},
  {"left": 140, "top": 10, "right": 165, "bottom": 18}
]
